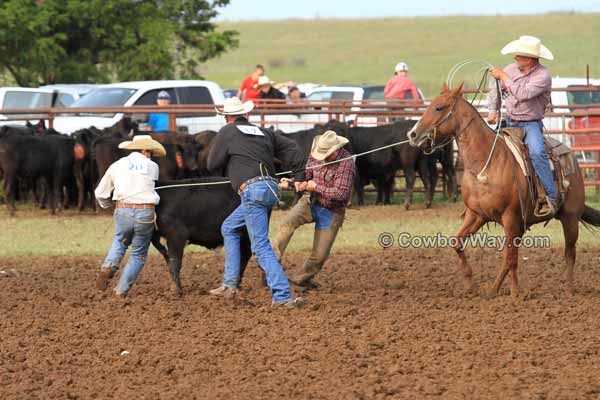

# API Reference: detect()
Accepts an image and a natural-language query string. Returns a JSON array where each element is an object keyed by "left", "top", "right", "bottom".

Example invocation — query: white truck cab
[
  {"left": 52, "top": 80, "right": 225, "bottom": 134},
  {"left": 0, "top": 87, "right": 55, "bottom": 126}
]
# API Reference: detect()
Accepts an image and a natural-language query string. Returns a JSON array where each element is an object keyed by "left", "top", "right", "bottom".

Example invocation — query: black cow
[
  {"left": 147, "top": 132, "right": 199, "bottom": 177},
  {"left": 0, "top": 134, "right": 76, "bottom": 215},
  {"left": 193, "top": 130, "right": 217, "bottom": 176},
  {"left": 422, "top": 142, "right": 458, "bottom": 203},
  {"left": 91, "top": 135, "right": 128, "bottom": 182},
  {"left": 331, "top": 120, "right": 435, "bottom": 208},
  {"left": 72, "top": 128, "right": 100, "bottom": 210},
  {"left": 151, "top": 177, "right": 252, "bottom": 296},
  {"left": 91, "top": 135, "right": 199, "bottom": 198}
]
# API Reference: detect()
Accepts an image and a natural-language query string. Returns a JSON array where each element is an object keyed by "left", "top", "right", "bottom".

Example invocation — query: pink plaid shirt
[
  {"left": 306, "top": 148, "right": 355, "bottom": 209},
  {"left": 488, "top": 63, "right": 552, "bottom": 121}
]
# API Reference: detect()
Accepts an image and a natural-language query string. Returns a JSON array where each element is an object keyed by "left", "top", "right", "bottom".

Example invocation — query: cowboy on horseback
[{"left": 488, "top": 35, "right": 557, "bottom": 216}]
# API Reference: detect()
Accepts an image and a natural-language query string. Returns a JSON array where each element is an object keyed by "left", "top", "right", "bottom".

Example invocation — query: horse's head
[{"left": 408, "top": 83, "right": 463, "bottom": 149}]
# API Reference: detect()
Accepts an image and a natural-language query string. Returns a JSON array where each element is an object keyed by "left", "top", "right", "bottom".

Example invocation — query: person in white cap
[
  {"left": 207, "top": 97, "right": 305, "bottom": 308},
  {"left": 273, "top": 130, "right": 355, "bottom": 290},
  {"left": 384, "top": 61, "right": 420, "bottom": 101},
  {"left": 95, "top": 135, "right": 166, "bottom": 296},
  {"left": 488, "top": 35, "right": 557, "bottom": 216},
  {"left": 257, "top": 76, "right": 286, "bottom": 100}
]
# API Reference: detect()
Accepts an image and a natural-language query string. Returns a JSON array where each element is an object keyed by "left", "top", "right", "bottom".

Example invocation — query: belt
[
  {"left": 238, "top": 176, "right": 277, "bottom": 193},
  {"left": 506, "top": 117, "right": 542, "bottom": 123},
  {"left": 115, "top": 202, "right": 155, "bottom": 209}
]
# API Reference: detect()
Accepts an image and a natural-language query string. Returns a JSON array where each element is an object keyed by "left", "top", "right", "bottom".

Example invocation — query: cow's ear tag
[{"left": 237, "top": 125, "right": 264, "bottom": 136}]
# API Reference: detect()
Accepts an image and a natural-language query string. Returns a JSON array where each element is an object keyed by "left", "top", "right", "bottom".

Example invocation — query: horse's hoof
[
  {"left": 463, "top": 282, "right": 479, "bottom": 298},
  {"left": 510, "top": 289, "right": 523, "bottom": 303},
  {"left": 171, "top": 283, "right": 183, "bottom": 297},
  {"left": 404, "top": 202, "right": 411, "bottom": 210},
  {"left": 564, "top": 284, "right": 575, "bottom": 297},
  {"left": 480, "top": 285, "right": 497, "bottom": 300},
  {"left": 425, "top": 201, "right": 432, "bottom": 209}
]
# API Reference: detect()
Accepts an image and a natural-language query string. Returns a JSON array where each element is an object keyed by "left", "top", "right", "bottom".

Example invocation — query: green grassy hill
[{"left": 201, "top": 13, "right": 600, "bottom": 97}]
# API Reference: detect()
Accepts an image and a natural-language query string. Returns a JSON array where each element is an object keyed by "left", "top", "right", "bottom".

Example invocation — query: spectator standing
[
  {"left": 384, "top": 62, "right": 420, "bottom": 101},
  {"left": 257, "top": 76, "right": 286, "bottom": 100},
  {"left": 237, "top": 64, "right": 265, "bottom": 101}
]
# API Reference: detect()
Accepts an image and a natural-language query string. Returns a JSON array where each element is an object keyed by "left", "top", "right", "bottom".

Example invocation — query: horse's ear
[
  {"left": 451, "top": 82, "right": 464, "bottom": 97},
  {"left": 440, "top": 83, "right": 450, "bottom": 94}
]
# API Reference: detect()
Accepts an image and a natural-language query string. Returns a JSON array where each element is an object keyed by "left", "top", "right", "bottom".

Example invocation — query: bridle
[{"left": 422, "top": 96, "right": 470, "bottom": 155}]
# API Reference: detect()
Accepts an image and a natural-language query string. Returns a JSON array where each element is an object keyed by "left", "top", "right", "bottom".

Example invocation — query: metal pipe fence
[{"left": 2, "top": 86, "right": 600, "bottom": 193}]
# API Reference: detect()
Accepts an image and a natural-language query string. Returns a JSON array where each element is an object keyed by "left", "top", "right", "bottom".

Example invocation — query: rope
[
  {"left": 153, "top": 138, "right": 412, "bottom": 191},
  {"left": 476, "top": 78, "right": 503, "bottom": 182},
  {"left": 446, "top": 58, "right": 494, "bottom": 90}
]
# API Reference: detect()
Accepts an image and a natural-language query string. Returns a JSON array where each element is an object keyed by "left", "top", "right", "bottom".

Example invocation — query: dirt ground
[{"left": 2, "top": 244, "right": 600, "bottom": 400}]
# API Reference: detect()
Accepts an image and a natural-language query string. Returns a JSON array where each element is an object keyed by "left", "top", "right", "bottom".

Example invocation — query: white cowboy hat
[
  {"left": 501, "top": 35, "right": 554, "bottom": 60},
  {"left": 118, "top": 135, "right": 166, "bottom": 157},
  {"left": 310, "top": 130, "right": 349, "bottom": 161},
  {"left": 215, "top": 97, "right": 255, "bottom": 116},
  {"left": 395, "top": 62, "right": 408, "bottom": 72},
  {"left": 257, "top": 76, "right": 274, "bottom": 87}
]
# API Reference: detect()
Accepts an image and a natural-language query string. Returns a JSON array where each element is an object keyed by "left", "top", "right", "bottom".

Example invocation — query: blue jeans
[
  {"left": 506, "top": 118, "right": 557, "bottom": 201},
  {"left": 221, "top": 179, "right": 292, "bottom": 303},
  {"left": 101, "top": 208, "right": 155, "bottom": 294},
  {"left": 311, "top": 203, "right": 334, "bottom": 230}
]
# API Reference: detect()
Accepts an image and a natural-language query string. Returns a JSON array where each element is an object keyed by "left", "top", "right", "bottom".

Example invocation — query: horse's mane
[{"left": 458, "top": 95, "right": 496, "bottom": 135}]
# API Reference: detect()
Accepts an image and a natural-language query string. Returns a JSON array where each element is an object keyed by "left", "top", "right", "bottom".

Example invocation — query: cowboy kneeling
[
  {"left": 273, "top": 130, "right": 355, "bottom": 289},
  {"left": 95, "top": 135, "right": 165, "bottom": 297}
]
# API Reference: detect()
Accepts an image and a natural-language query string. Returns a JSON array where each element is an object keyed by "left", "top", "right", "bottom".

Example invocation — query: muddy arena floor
[{"left": 2, "top": 244, "right": 600, "bottom": 399}]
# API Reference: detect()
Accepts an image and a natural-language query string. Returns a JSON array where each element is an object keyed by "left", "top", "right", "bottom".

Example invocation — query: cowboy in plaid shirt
[{"left": 273, "top": 130, "right": 355, "bottom": 289}]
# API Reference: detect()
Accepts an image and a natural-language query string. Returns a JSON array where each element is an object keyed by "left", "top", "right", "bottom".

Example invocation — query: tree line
[{"left": 0, "top": 0, "right": 238, "bottom": 87}]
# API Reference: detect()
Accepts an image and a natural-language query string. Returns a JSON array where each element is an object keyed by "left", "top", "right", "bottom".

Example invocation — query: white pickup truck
[
  {"left": 0, "top": 87, "right": 55, "bottom": 125},
  {"left": 249, "top": 84, "right": 425, "bottom": 132},
  {"left": 52, "top": 80, "right": 226, "bottom": 134}
]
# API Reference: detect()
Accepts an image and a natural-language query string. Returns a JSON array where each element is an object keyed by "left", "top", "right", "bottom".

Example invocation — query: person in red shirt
[
  {"left": 384, "top": 62, "right": 420, "bottom": 101},
  {"left": 237, "top": 64, "right": 264, "bottom": 101}
]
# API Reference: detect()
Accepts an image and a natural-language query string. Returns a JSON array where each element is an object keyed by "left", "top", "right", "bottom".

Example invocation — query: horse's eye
[{"left": 435, "top": 105, "right": 446, "bottom": 112}]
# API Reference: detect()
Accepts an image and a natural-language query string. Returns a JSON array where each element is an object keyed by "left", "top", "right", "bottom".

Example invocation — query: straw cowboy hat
[
  {"left": 118, "top": 135, "right": 166, "bottom": 157},
  {"left": 501, "top": 35, "right": 554, "bottom": 60},
  {"left": 257, "top": 75, "right": 275, "bottom": 87},
  {"left": 215, "top": 97, "right": 255, "bottom": 116},
  {"left": 310, "top": 130, "right": 349, "bottom": 161}
]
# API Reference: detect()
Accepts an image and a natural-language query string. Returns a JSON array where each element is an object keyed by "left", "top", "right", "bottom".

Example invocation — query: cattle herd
[
  {"left": 0, "top": 118, "right": 457, "bottom": 217},
  {"left": 0, "top": 117, "right": 459, "bottom": 293}
]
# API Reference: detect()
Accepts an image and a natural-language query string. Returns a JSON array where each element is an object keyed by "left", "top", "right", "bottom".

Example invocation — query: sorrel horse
[{"left": 407, "top": 83, "right": 600, "bottom": 299}]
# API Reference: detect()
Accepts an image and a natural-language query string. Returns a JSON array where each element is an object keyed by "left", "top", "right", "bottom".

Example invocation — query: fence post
[
  {"left": 168, "top": 112, "right": 177, "bottom": 132},
  {"left": 596, "top": 151, "right": 600, "bottom": 195}
]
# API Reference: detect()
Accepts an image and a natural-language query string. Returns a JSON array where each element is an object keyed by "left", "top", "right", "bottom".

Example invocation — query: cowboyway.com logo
[{"left": 377, "top": 232, "right": 550, "bottom": 252}]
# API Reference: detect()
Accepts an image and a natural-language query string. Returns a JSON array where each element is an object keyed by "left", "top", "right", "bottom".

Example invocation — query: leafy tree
[{"left": 0, "top": 0, "right": 237, "bottom": 86}]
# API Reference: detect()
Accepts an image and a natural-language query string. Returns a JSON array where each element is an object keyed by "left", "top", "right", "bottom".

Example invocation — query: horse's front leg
[{"left": 454, "top": 208, "right": 484, "bottom": 295}]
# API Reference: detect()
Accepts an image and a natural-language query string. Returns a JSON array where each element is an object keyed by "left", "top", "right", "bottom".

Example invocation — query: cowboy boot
[{"left": 96, "top": 267, "right": 115, "bottom": 291}]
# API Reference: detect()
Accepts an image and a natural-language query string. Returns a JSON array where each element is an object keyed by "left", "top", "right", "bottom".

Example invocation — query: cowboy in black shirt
[{"left": 207, "top": 97, "right": 303, "bottom": 308}]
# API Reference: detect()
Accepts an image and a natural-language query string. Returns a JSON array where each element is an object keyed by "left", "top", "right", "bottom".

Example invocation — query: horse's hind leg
[
  {"left": 454, "top": 208, "right": 484, "bottom": 295},
  {"left": 559, "top": 213, "right": 579, "bottom": 295},
  {"left": 497, "top": 214, "right": 524, "bottom": 300}
]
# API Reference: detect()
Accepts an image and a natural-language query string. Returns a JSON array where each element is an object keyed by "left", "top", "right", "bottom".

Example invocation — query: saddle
[{"left": 502, "top": 127, "right": 576, "bottom": 217}]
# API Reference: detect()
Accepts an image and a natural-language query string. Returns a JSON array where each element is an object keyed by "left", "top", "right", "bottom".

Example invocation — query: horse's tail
[{"left": 581, "top": 205, "right": 600, "bottom": 227}]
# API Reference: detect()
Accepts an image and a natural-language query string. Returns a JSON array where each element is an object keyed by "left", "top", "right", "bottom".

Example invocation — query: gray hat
[{"left": 157, "top": 90, "right": 171, "bottom": 100}]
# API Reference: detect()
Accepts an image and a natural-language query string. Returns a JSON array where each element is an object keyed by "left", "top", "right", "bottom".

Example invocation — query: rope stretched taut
[{"left": 152, "top": 138, "right": 412, "bottom": 191}]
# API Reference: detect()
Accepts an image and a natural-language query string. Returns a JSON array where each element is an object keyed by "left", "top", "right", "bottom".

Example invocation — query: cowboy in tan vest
[{"left": 273, "top": 130, "right": 355, "bottom": 289}]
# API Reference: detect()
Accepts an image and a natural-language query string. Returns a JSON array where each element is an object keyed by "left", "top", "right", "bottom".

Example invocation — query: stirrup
[{"left": 534, "top": 197, "right": 556, "bottom": 218}]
